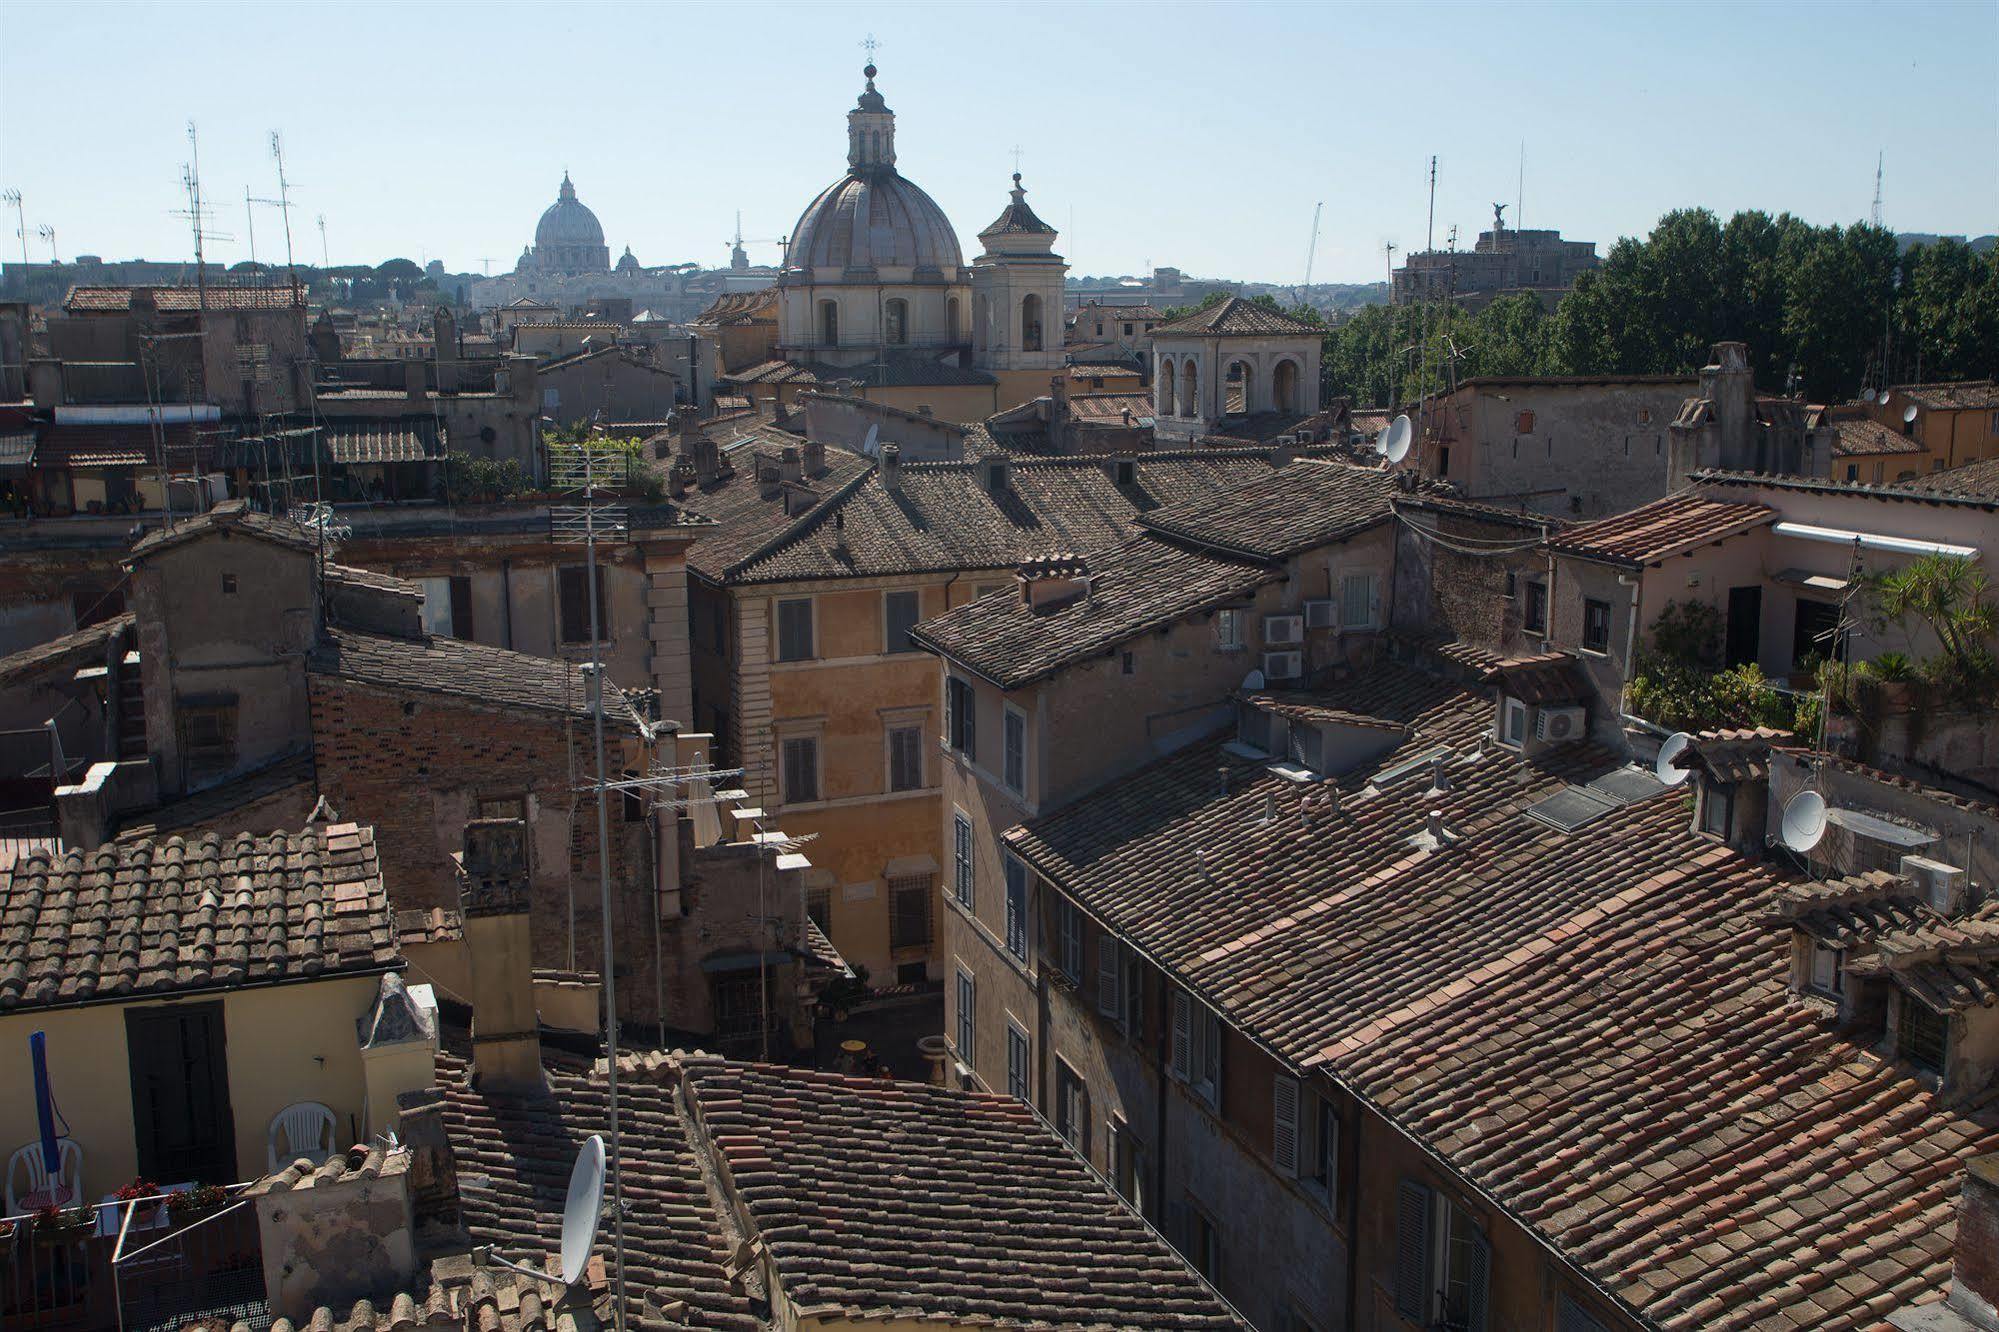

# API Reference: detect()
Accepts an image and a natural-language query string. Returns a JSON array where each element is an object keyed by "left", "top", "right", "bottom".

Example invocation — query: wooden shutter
[
  {"left": 449, "top": 575, "right": 474, "bottom": 639},
  {"left": 1271, "top": 1074, "right": 1299, "bottom": 1178},
  {"left": 559, "top": 566, "right": 590, "bottom": 642},
  {"left": 1394, "top": 1180, "right": 1432, "bottom": 1322},
  {"left": 1097, "top": 934, "right": 1121, "bottom": 1020},
  {"left": 1465, "top": 1225, "right": 1492, "bottom": 1332},
  {"left": 1170, "top": 989, "right": 1191, "bottom": 1080}
]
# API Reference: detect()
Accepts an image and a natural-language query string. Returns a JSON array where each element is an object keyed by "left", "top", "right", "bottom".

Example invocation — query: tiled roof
[
  {"left": 1782, "top": 871, "right": 1939, "bottom": 948},
  {"left": 1832, "top": 417, "right": 1925, "bottom": 458},
  {"left": 128, "top": 499, "right": 319, "bottom": 562},
  {"left": 0, "top": 611, "right": 130, "bottom": 686},
  {"left": 1694, "top": 470, "right": 1999, "bottom": 512},
  {"left": 114, "top": 749, "right": 319, "bottom": 841},
  {"left": 63, "top": 284, "right": 307, "bottom": 313},
  {"left": 1066, "top": 361, "right": 1141, "bottom": 379},
  {"left": 1068, "top": 391, "right": 1154, "bottom": 423},
  {"left": 1077, "top": 303, "right": 1163, "bottom": 321},
  {"left": 691, "top": 289, "right": 778, "bottom": 327},
  {"left": 0, "top": 822, "right": 396, "bottom": 1012},
  {"left": 1480, "top": 651, "right": 1592, "bottom": 705},
  {"left": 680, "top": 443, "right": 873, "bottom": 581},
  {"left": 324, "top": 562, "right": 423, "bottom": 598},
  {"left": 1133, "top": 458, "right": 1421, "bottom": 559},
  {"left": 978, "top": 186, "right": 1059, "bottom": 237},
  {"left": 721, "top": 355, "right": 998, "bottom": 389},
  {"left": 34, "top": 421, "right": 205, "bottom": 469},
  {"left": 1153, "top": 295, "right": 1321, "bottom": 338},
  {"left": 1672, "top": 727, "right": 1794, "bottom": 784},
  {"left": 1546, "top": 488, "right": 1774, "bottom": 565},
  {"left": 309, "top": 627, "right": 644, "bottom": 733},
  {"left": 727, "top": 449, "right": 1333, "bottom": 585},
  {"left": 679, "top": 1057, "right": 1246, "bottom": 1329},
  {"left": 395, "top": 905, "right": 463, "bottom": 948},
  {"left": 1905, "top": 457, "right": 1999, "bottom": 500},
  {"left": 1770, "top": 747, "right": 1999, "bottom": 817},
  {"left": 1010, "top": 667, "right": 1999, "bottom": 1329},
  {"left": 433, "top": 1045, "right": 756, "bottom": 1332},
  {"left": 1894, "top": 381, "right": 1999, "bottom": 411},
  {"left": 912, "top": 531, "right": 1276, "bottom": 689},
  {"left": 323, "top": 419, "right": 447, "bottom": 464}
]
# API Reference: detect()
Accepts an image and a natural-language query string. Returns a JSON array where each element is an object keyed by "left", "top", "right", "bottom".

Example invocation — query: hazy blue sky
[{"left": 2, "top": 0, "right": 1993, "bottom": 284}]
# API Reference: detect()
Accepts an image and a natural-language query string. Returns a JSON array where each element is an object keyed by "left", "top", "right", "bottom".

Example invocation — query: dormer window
[
  {"left": 1699, "top": 782, "right": 1734, "bottom": 838},
  {"left": 1498, "top": 697, "right": 1528, "bottom": 749},
  {"left": 1808, "top": 942, "right": 1844, "bottom": 996},
  {"left": 1898, "top": 994, "right": 1948, "bottom": 1076}
]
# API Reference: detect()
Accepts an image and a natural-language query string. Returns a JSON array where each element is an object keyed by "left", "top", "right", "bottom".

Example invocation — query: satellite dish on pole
[
  {"left": 1779, "top": 790, "right": 1828, "bottom": 853},
  {"left": 560, "top": 1134, "right": 607, "bottom": 1286},
  {"left": 1377, "top": 414, "right": 1412, "bottom": 464},
  {"left": 1655, "top": 732, "right": 1692, "bottom": 786},
  {"left": 1861, "top": 388, "right": 1877, "bottom": 404},
  {"left": 861, "top": 424, "right": 880, "bottom": 457},
  {"left": 1903, "top": 403, "right": 1919, "bottom": 424},
  {"left": 1878, "top": 391, "right": 1893, "bottom": 411}
]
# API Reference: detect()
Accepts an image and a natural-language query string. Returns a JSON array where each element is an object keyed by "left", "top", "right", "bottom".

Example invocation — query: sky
[{"left": 1, "top": 0, "right": 1994, "bottom": 286}]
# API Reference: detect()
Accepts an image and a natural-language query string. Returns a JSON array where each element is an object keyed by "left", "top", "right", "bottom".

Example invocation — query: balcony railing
[{"left": 1, "top": 1188, "right": 265, "bottom": 1332}]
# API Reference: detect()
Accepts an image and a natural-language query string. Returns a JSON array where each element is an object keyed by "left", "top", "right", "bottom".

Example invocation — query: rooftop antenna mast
[
  {"left": 243, "top": 187, "right": 258, "bottom": 267},
  {"left": 265, "top": 132, "right": 301, "bottom": 296},
  {"left": 173, "top": 122, "right": 234, "bottom": 312},
  {"left": 2, "top": 190, "right": 26, "bottom": 270},
  {"left": 1426, "top": 156, "right": 1437, "bottom": 253},
  {"left": 1298, "top": 201, "right": 1322, "bottom": 308},
  {"left": 1516, "top": 140, "right": 1525, "bottom": 234},
  {"left": 550, "top": 437, "right": 634, "bottom": 1332},
  {"left": 1871, "top": 151, "right": 1884, "bottom": 227},
  {"left": 316, "top": 213, "right": 328, "bottom": 269},
  {"left": 35, "top": 224, "right": 57, "bottom": 264}
]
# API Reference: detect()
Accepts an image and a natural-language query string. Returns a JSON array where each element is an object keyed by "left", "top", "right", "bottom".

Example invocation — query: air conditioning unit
[
  {"left": 1900, "top": 854, "right": 1967, "bottom": 911},
  {"left": 1263, "top": 614, "right": 1304, "bottom": 646},
  {"left": 1262, "top": 650, "right": 1304, "bottom": 681},
  {"left": 1304, "top": 600, "right": 1336, "bottom": 629},
  {"left": 1535, "top": 705, "right": 1586, "bottom": 742}
]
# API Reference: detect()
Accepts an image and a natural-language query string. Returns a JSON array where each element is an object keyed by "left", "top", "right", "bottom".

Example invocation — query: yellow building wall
[{"left": 0, "top": 975, "right": 382, "bottom": 1204}]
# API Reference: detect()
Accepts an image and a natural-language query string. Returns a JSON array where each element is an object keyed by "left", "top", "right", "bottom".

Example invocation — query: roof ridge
[{"left": 720, "top": 458, "right": 880, "bottom": 580}]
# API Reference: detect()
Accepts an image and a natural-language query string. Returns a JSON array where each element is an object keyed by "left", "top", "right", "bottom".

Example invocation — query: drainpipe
[
  {"left": 1342, "top": 1097, "right": 1362, "bottom": 1332},
  {"left": 1617, "top": 571, "right": 1642, "bottom": 722},
  {"left": 500, "top": 558, "right": 515, "bottom": 650},
  {"left": 1153, "top": 970, "right": 1170, "bottom": 1228}
]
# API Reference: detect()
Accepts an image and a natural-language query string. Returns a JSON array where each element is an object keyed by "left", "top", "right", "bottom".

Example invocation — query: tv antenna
[
  {"left": 1426, "top": 155, "right": 1437, "bottom": 253},
  {"left": 316, "top": 213, "right": 328, "bottom": 268},
  {"left": 35, "top": 224, "right": 57, "bottom": 264},
  {"left": 172, "top": 122, "right": 235, "bottom": 309},
  {"left": 2, "top": 190, "right": 26, "bottom": 269},
  {"left": 1298, "top": 200, "right": 1322, "bottom": 308},
  {"left": 1383, "top": 241, "right": 1397, "bottom": 284},
  {"left": 262, "top": 132, "right": 302, "bottom": 295}
]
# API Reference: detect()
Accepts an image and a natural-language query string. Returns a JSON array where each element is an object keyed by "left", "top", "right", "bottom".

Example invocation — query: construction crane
[
  {"left": 1298, "top": 201, "right": 1323, "bottom": 309},
  {"left": 727, "top": 212, "right": 786, "bottom": 260}
]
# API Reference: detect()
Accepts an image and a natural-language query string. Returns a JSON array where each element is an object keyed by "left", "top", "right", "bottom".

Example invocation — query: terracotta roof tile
[
  {"left": 0, "top": 822, "right": 397, "bottom": 1011},
  {"left": 0, "top": 612, "right": 131, "bottom": 686},
  {"left": 309, "top": 627, "right": 644, "bottom": 733},
  {"left": 1153, "top": 295, "right": 1321, "bottom": 338},
  {"left": 1134, "top": 458, "right": 1423, "bottom": 559},
  {"left": 1831, "top": 418, "right": 1925, "bottom": 458},
  {"left": 1547, "top": 489, "right": 1774, "bottom": 565},
  {"left": 1893, "top": 381, "right": 1999, "bottom": 411},
  {"left": 128, "top": 499, "right": 318, "bottom": 562},
  {"left": 1904, "top": 457, "right": 1999, "bottom": 500},
  {"left": 63, "top": 284, "right": 307, "bottom": 313}
]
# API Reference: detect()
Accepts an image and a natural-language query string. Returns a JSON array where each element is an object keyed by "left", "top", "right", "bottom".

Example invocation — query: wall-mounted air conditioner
[
  {"left": 1304, "top": 600, "right": 1336, "bottom": 629},
  {"left": 1535, "top": 705, "right": 1586, "bottom": 742},
  {"left": 1262, "top": 650, "right": 1304, "bottom": 681},
  {"left": 1264, "top": 615, "right": 1304, "bottom": 646}
]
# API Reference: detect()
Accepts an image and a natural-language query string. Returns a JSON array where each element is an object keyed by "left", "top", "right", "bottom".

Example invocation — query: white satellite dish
[
  {"left": 1654, "top": 732, "right": 1692, "bottom": 786},
  {"left": 1241, "top": 668, "right": 1266, "bottom": 692},
  {"left": 560, "top": 1134, "right": 607, "bottom": 1286},
  {"left": 1878, "top": 391, "right": 1893, "bottom": 410},
  {"left": 1779, "top": 790, "right": 1828, "bottom": 853},
  {"left": 1377, "top": 414, "right": 1413, "bottom": 464},
  {"left": 1902, "top": 403, "right": 1919, "bottom": 424},
  {"left": 861, "top": 424, "right": 880, "bottom": 457},
  {"left": 1861, "top": 388, "right": 1877, "bottom": 404}
]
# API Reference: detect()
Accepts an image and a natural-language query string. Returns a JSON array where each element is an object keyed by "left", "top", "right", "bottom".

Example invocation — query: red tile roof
[
  {"left": 1134, "top": 457, "right": 1429, "bottom": 559},
  {"left": 1009, "top": 666, "right": 1999, "bottom": 1329},
  {"left": 1832, "top": 417, "right": 1925, "bottom": 458},
  {"left": 1894, "top": 381, "right": 1999, "bottom": 411},
  {"left": 1547, "top": 488, "right": 1774, "bottom": 565},
  {"left": 1153, "top": 295, "right": 1322, "bottom": 338},
  {"left": 63, "top": 284, "right": 306, "bottom": 313},
  {"left": 1905, "top": 457, "right": 1999, "bottom": 500}
]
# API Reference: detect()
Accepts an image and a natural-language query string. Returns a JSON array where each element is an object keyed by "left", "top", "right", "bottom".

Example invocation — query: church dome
[
  {"left": 616, "top": 246, "right": 641, "bottom": 273},
  {"left": 788, "top": 172, "right": 963, "bottom": 274},
  {"left": 536, "top": 174, "right": 605, "bottom": 250}
]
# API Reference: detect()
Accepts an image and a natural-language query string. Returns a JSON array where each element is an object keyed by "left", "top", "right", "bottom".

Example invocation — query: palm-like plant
[{"left": 1869, "top": 554, "right": 1998, "bottom": 667}]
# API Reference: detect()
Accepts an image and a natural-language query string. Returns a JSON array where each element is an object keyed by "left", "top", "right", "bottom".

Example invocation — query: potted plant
[
  {"left": 115, "top": 1177, "right": 164, "bottom": 1227},
  {"left": 167, "top": 1183, "right": 229, "bottom": 1228},
  {"left": 1870, "top": 651, "right": 1916, "bottom": 709},
  {"left": 30, "top": 1203, "right": 94, "bottom": 1246}
]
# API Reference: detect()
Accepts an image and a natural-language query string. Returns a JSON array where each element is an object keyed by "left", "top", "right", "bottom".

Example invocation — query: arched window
[
  {"left": 1180, "top": 359, "right": 1199, "bottom": 418},
  {"left": 870, "top": 130, "right": 881, "bottom": 161},
  {"left": 973, "top": 293, "right": 989, "bottom": 353},
  {"left": 946, "top": 297, "right": 962, "bottom": 344},
  {"left": 819, "top": 300, "right": 839, "bottom": 347},
  {"left": 1021, "top": 293, "right": 1043, "bottom": 352},
  {"left": 884, "top": 298, "right": 909, "bottom": 346},
  {"left": 1157, "top": 358, "right": 1177, "bottom": 417},
  {"left": 1272, "top": 359, "right": 1300, "bottom": 415},
  {"left": 1225, "top": 359, "right": 1255, "bottom": 415}
]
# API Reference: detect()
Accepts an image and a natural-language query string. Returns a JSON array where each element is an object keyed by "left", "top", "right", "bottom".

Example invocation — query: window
[
  {"left": 1395, "top": 1181, "right": 1491, "bottom": 1332},
  {"left": 1557, "top": 1295, "right": 1612, "bottom": 1332},
  {"left": 819, "top": 300, "right": 838, "bottom": 346},
  {"left": 884, "top": 298, "right": 909, "bottom": 346},
  {"left": 1808, "top": 942, "right": 1843, "bottom": 996},
  {"left": 422, "top": 575, "right": 474, "bottom": 639},
  {"left": 888, "top": 724, "right": 924, "bottom": 792},
  {"left": 1899, "top": 994, "right": 1947, "bottom": 1075},
  {"left": 1700, "top": 783, "right": 1733, "bottom": 838},
  {"left": 178, "top": 702, "right": 238, "bottom": 784},
  {"left": 1499, "top": 697, "right": 1528, "bottom": 749},
  {"left": 1021, "top": 293, "right": 1043, "bottom": 352},
  {"left": 776, "top": 597, "right": 814, "bottom": 662},
  {"left": 1122, "top": 322, "right": 1133, "bottom": 337},
  {"left": 1185, "top": 1204, "right": 1222, "bottom": 1284},
  {"left": 883, "top": 589, "right": 920, "bottom": 653},
  {"left": 559, "top": 565, "right": 607, "bottom": 644},
  {"left": 1215, "top": 607, "right": 1244, "bottom": 650},
  {"left": 1121, "top": 650, "right": 1135, "bottom": 675},
  {"left": 805, "top": 887, "right": 831, "bottom": 933},
  {"left": 1339, "top": 572, "right": 1377, "bottom": 630},
  {"left": 1054, "top": 1058, "right": 1090, "bottom": 1154},
  {"left": 1307, "top": 1095, "right": 1338, "bottom": 1200},
  {"left": 1125, "top": 950, "right": 1145, "bottom": 1041},
  {"left": 955, "top": 967, "right": 975, "bottom": 1058},
  {"left": 1438, "top": 445, "right": 1450, "bottom": 477},
  {"left": 1004, "top": 854, "right": 1029, "bottom": 961},
  {"left": 1003, "top": 707, "right": 1026, "bottom": 794},
  {"left": 1171, "top": 988, "right": 1223, "bottom": 1108},
  {"left": 889, "top": 874, "right": 932, "bottom": 950},
  {"left": 221, "top": 572, "right": 237, "bottom": 595},
  {"left": 781, "top": 735, "right": 819, "bottom": 804},
  {"left": 1006, "top": 1022, "right": 1030, "bottom": 1101},
  {"left": 1098, "top": 932, "right": 1123, "bottom": 1023},
  {"left": 1523, "top": 580, "right": 1547, "bottom": 634},
  {"left": 1040, "top": 894, "right": 1077, "bottom": 981},
  {"left": 1582, "top": 597, "right": 1611, "bottom": 652},
  {"left": 711, "top": 601, "right": 729, "bottom": 656},
  {"left": 953, "top": 812, "right": 974, "bottom": 909},
  {"left": 479, "top": 795, "right": 526, "bottom": 819},
  {"left": 1274, "top": 1076, "right": 1338, "bottom": 1200},
  {"left": 947, "top": 676, "right": 977, "bottom": 758}
]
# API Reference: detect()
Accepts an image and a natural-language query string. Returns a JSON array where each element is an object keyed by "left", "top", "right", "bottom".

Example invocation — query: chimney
[
  {"left": 1892, "top": 1154, "right": 1999, "bottom": 1331},
  {"left": 403, "top": 358, "right": 427, "bottom": 402},
  {"left": 1270, "top": 436, "right": 1294, "bottom": 467},
  {"left": 984, "top": 455, "right": 1010, "bottom": 494},
  {"left": 778, "top": 444, "right": 802, "bottom": 484},
  {"left": 1017, "top": 552, "right": 1091, "bottom": 611},
  {"left": 1428, "top": 755, "right": 1451, "bottom": 793},
  {"left": 1049, "top": 375, "right": 1070, "bottom": 453},
  {"left": 455, "top": 818, "right": 541, "bottom": 1092},
  {"left": 669, "top": 458, "right": 695, "bottom": 499},
  {"left": 676, "top": 412, "right": 721, "bottom": 484},
  {"left": 393, "top": 1087, "right": 466, "bottom": 1252},
  {"left": 1426, "top": 809, "right": 1445, "bottom": 841},
  {"left": 248, "top": 1144, "right": 417, "bottom": 1323},
  {"left": 881, "top": 443, "right": 902, "bottom": 491},
  {"left": 802, "top": 436, "right": 826, "bottom": 475}
]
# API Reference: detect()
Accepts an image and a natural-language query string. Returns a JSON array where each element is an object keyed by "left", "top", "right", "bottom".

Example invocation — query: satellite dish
[
  {"left": 1241, "top": 668, "right": 1266, "bottom": 691},
  {"left": 1861, "top": 388, "right": 1877, "bottom": 404},
  {"left": 560, "top": 1134, "right": 607, "bottom": 1285},
  {"left": 1903, "top": 403, "right": 1919, "bottom": 424},
  {"left": 1654, "top": 732, "right": 1692, "bottom": 786},
  {"left": 1779, "top": 790, "right": 1828, "bottom": 852},
  {"left": 1377, "top": 414, "right": 1413, "bottom": 464},
  {"left": 861, "top": 424, "right": 880, "bottom": 457},
  {"left": 1878, "top": 391, "right": 1892, "bottom": 410}
]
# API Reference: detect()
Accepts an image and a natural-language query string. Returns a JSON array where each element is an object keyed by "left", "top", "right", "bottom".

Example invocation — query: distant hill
[{"left": 1896, "top": 232, "right": 1996, "bottom": 255}]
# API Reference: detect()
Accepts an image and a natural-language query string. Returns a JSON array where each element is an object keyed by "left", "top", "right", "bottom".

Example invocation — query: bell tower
[
  {"left": 970, "top": 172, "right": 1066, "bottom": 374},
  {"left": 846, "top": 63, "right": 896, "bottom": 172}
]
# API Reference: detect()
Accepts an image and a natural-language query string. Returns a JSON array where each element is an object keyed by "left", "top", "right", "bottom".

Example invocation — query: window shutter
[
  {"left": 1097, "top": 934, "right": 1121, "bottom": 1020},
  {"left": 1394, "top": 1180, "right": 1432, "bottom": 1322},
  {"left": 1465, "top": 1226, "right": 1492, "bottom": 1332},
  {"left": 1170, "top": 989, "right": 1191, "bottom": 1080},
  {"left": 1105, "top": 1116, "right": 1123, "bottom": 1192},
  {"left": 449, "top": 575, "right": 474, "bottom": 639},
  {"left": 1271, "top": 1074, "right": 1299, "bottom": 1177}
]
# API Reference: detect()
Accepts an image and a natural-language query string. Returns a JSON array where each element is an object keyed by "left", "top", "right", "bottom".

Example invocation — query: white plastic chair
[
  {"left": 266, "top": 1102, "right": 337, "bottom": 1172},
  {"left": 5, "top": 1139, "right": 83, "bottom": 1215}
]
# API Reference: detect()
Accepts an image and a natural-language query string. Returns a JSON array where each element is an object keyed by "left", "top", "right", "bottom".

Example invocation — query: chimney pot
[
  {"left": 881, "top": 443, "right": 902, "bottom": 490},
  {"left": 1426, "top": 809, "right": 1445, "bottom": 840},
  {"left": 456, "top": 817, "right": 541, "bottom": 1092}
]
